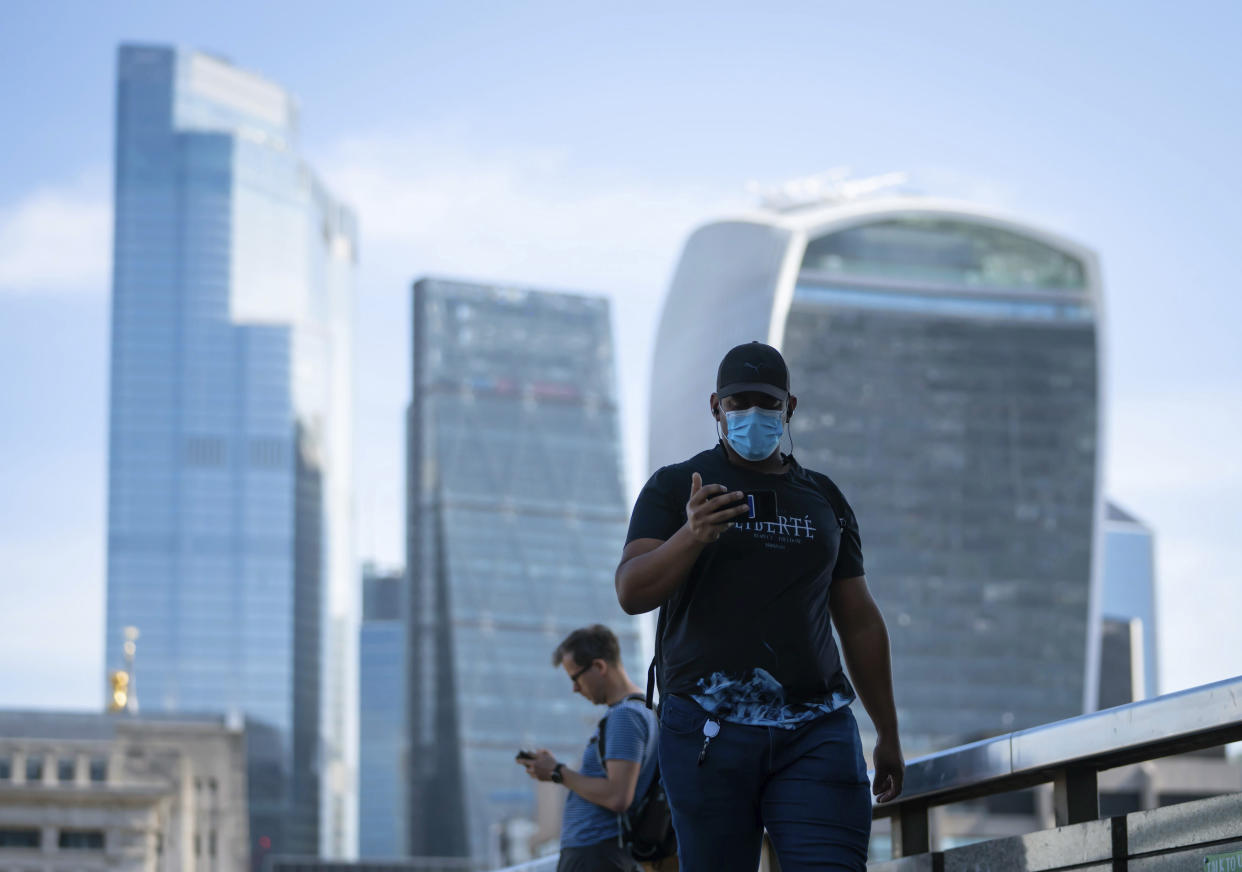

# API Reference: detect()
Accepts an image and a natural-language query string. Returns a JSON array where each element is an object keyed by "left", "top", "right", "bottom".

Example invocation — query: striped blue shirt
[{"left": 560, "top": 698, "right": 659, "bottom": 849}]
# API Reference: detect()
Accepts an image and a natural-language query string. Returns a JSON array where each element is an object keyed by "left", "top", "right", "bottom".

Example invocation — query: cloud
[
  {"left": 316, "top": 127, "right": 749, "bottom": 300},
  {"left": 0, "top": 172, "right": 111, "bottom": 294}
]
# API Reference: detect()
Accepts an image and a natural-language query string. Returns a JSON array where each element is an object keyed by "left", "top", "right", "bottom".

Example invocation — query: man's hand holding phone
[
  {"left": 742, "top": 489, "right": 777, "bottom": 523},
  {"left": 516, "top": 748, "right": 559, "bottom": 781},
  {"left": 685, "top": 472, "right": 752, "bottom": 543}
]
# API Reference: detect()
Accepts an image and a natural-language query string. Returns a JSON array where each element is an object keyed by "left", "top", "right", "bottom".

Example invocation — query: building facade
[
  {"left": 405, "top": 279, "right": 640, "bottom": 865},
  {"left": 359, "top": 567, "right": 406, "bottom": 858},
  {"left": 0, "top": 711, "right": 249, "bottom": 872},
  {"left": 1099, "top": 501, "right": 1159, "bottom": 703},
  {"left": 1097, "top": 616, "right": 1145, "bottom": 710},
  {"left": 649, "top": 198, "right": 1104, "bottom": 755},
  {"left": 105, "top": 44, "right": 357, "bottom": 857}
]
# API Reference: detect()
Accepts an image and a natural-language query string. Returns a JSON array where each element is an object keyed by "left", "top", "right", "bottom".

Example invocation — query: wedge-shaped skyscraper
[{"left": 405, "top": 279, "right": 640, "bottom": 863}]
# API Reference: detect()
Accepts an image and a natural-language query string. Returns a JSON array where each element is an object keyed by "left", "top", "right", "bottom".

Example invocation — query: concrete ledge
[
  {"left": 868, "top": 793, "right": 1242, "bottom": 872},
  {"left": 1127, "top": 793, "right": 1242, "bottom": 855},
  {"left": 866, "top": 853, "right": 939, "bottom": 872},
  {"left": 939, "top": 817, "right": 1112, "bottom": 872},
  {"left": 1129, "top": 837, "right": 1242, "bottom": 871}
]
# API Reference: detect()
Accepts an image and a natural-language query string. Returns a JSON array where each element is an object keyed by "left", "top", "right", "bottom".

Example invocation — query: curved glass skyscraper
[
  {"left": 105, "top": 45, "right": 357, "bottom": 858},
  {"left": 650, "top": 198, "right": 1104, "bottom": 754}
]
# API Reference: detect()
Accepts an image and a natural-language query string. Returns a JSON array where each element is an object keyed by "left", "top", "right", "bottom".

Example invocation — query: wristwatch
[{"left": 550, "top": 762, "right": 565, "bottom": 784}]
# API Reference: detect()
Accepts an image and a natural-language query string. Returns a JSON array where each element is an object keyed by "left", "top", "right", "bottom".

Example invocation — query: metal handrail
[
  {"left": 491, "top": 677, "right": 1242, "bottom": 869},
  {"left": 873, "top": 674, "right": 1242, "bottom": 857}
]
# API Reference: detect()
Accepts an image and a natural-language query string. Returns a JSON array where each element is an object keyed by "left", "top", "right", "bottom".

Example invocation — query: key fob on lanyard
[{"left": 697, "top": 719, "right": 720, "bottom": 766}]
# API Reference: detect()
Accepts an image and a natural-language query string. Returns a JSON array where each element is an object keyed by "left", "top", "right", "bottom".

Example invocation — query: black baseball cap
[{"left": 716, "top": 341, "right": 789, "bottom": 402}]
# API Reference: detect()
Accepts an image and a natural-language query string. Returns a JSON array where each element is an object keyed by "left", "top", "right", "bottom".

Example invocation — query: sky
[{"left": 1, "top": 1, "right": 1239, "bottom": 712}]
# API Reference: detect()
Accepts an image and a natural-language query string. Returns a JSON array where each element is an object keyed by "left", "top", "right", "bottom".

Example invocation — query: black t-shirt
[{"left": 626, "top": 443, "right": 865, "bottom": 702}]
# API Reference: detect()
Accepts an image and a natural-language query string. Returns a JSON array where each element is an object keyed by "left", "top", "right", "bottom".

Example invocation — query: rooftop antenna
[{"left": 747, "top": 169, "right": 910, "bottom": 212}]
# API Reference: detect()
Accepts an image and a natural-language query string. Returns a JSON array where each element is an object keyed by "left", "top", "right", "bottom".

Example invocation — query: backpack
[{"left": 597, "top": 694, "right": 678, "bottom": 862}]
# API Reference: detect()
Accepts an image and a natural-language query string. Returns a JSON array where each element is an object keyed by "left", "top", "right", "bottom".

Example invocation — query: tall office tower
[
  {"left": 650, "top": 193, "right": 1103, "bottom": 754},
  {"left": 1097, "top": 617, "right": 1144, "bottom": 710},
  {"left": 405, "top": 279, "right": 640, "bottom": 864},
  {"left": 1098, "top": 501, "right": 1159, "bottom": 705},
  {"left": 359, "top": 565, "right": 406, "bottom": 858},
  {"left": 105, "top": 45, "right": 357, "bottom": 858}
]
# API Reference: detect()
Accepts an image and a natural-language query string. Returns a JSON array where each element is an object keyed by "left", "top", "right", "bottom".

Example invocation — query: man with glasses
[
  {"left": 615, "top": 341, "right": 904, "bottom": 871},
  {"left": 520, "top": 624, "right": 659, "bottom": 872}
]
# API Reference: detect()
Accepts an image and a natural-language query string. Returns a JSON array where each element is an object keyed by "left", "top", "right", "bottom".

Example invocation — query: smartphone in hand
[{"left": 743, "top": 489, "right": 777, "bottom": 522}]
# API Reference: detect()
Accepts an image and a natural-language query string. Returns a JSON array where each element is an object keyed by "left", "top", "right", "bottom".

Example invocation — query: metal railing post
[
  {"left": 891, "top": 799, "right": 931, "bottom": 857},
  {"left": 1052, "top": 765, "right": 1099, "bottom": 826}
]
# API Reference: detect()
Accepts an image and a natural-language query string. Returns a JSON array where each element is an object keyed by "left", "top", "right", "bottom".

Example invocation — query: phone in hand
[
  {"left": 515, "top": 749, "right": 536, "bottom": 762},
  {"left": 743, "top": 489, "right": 777, "bottom": 523}
]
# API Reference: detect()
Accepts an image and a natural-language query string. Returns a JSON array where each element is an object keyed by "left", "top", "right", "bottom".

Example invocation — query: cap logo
[{"left": 717, "top": 341, "right": 789, "bottom": 400}]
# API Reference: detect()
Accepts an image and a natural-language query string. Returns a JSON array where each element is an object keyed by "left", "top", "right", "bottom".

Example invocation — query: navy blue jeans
[{"left": 658, "top": 695, "right": 871, "bottom": 872}]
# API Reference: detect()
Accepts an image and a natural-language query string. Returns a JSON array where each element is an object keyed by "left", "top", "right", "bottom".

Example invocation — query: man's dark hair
[{"left": 553, "top": 624, "right": 622, "bottom": 669}]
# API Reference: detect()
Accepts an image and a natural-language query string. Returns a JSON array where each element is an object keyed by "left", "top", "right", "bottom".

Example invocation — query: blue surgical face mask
[{"left": 722, "top": 406, "right": 784, "bottom": 461}]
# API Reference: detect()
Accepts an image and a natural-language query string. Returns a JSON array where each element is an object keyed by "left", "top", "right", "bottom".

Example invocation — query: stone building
[{"left": 0, "top": 711, "right": 248, "bottom": 872}]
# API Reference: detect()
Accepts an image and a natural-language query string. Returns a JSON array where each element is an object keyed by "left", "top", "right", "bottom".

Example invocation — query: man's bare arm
[
  {"left": 615, "top": 472, "right": 750, "bottom": 614},
  {"left": 614, "top": 533, "right": 701, "bottom": 615},
  {"left": 830, "top": 575, "right": 904, "bottom": 802},
  {"left": 523, "top": 751, "right": 640, "bottom": 813},
  {"left": 561, "top": 758, "right": 642, "bottom": 813}
]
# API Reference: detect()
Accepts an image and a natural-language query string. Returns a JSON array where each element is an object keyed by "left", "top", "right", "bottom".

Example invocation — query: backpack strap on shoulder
[
  {"left": 598, "top": 693, "right": 652, "bottom": 763},
  {"left": 645, "top": 659, "right": 657, "bottom": 709},
  {"left": 596, "top": 712, "right": 608, "bottom": 763},
  {"left": 645, "top": 604, "right": 667, "bottom": 710}
]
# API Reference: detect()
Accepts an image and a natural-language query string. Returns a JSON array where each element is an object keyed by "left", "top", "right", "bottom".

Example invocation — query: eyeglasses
[{"left": 569, "top": 662, "right": 595, "bottom": 685}]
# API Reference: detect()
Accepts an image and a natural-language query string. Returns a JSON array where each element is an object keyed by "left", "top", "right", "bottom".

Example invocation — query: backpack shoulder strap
[
  {"left": 804, "top": 469, "right": 851, "bottom": 530},
  {"left": 645, "top": 605, "right": 667, "bottom": 710},
  {"left": 596, "top": 712, "right": 608, "bottom": 762},
  {"left": 597, "top": 694, "right": 653, "bottom": 763}
]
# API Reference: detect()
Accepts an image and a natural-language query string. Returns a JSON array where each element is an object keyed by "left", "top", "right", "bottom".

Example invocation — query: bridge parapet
[
  {"left": 875, "top": 675, "right": 1242, "bottom": 858},
  {"left": 871, "top": 792, "right": 1242, "bottom": 871},
  {"left": 492, "top": 676, "right": 1242, "bottom": 871}
]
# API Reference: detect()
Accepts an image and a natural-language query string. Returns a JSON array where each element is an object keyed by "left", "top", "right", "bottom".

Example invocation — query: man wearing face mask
[{"left": 615, "top": 341, "right": 903, "bottom": 872}]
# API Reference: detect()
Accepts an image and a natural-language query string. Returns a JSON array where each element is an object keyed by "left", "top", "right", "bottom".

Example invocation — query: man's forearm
[
  {"left": 840, "top": 620, "right": 900, "bottom": 741},
  {"left": 615, "top": 525, "right": 705, "bottom": 614},
  {"left": 559, "top": 766, "right": 631, "bottom": 814}
]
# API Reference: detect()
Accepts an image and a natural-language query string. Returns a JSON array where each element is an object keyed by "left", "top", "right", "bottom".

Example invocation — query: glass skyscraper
[
  {"left": 649, "top": 197, "right": 1104, "bottom": 755},
  {"left": 405, "top": 279, "right": 640, "bottom": 865},
  {"left": 105, "top": 45, "right": 357, "bottom": 858},
  {"left": 1099, "top": 501, "right": 1158, "bottom": 703},
  {"left": 359, "top": 566, "right": 406, "bottom": 858}
]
